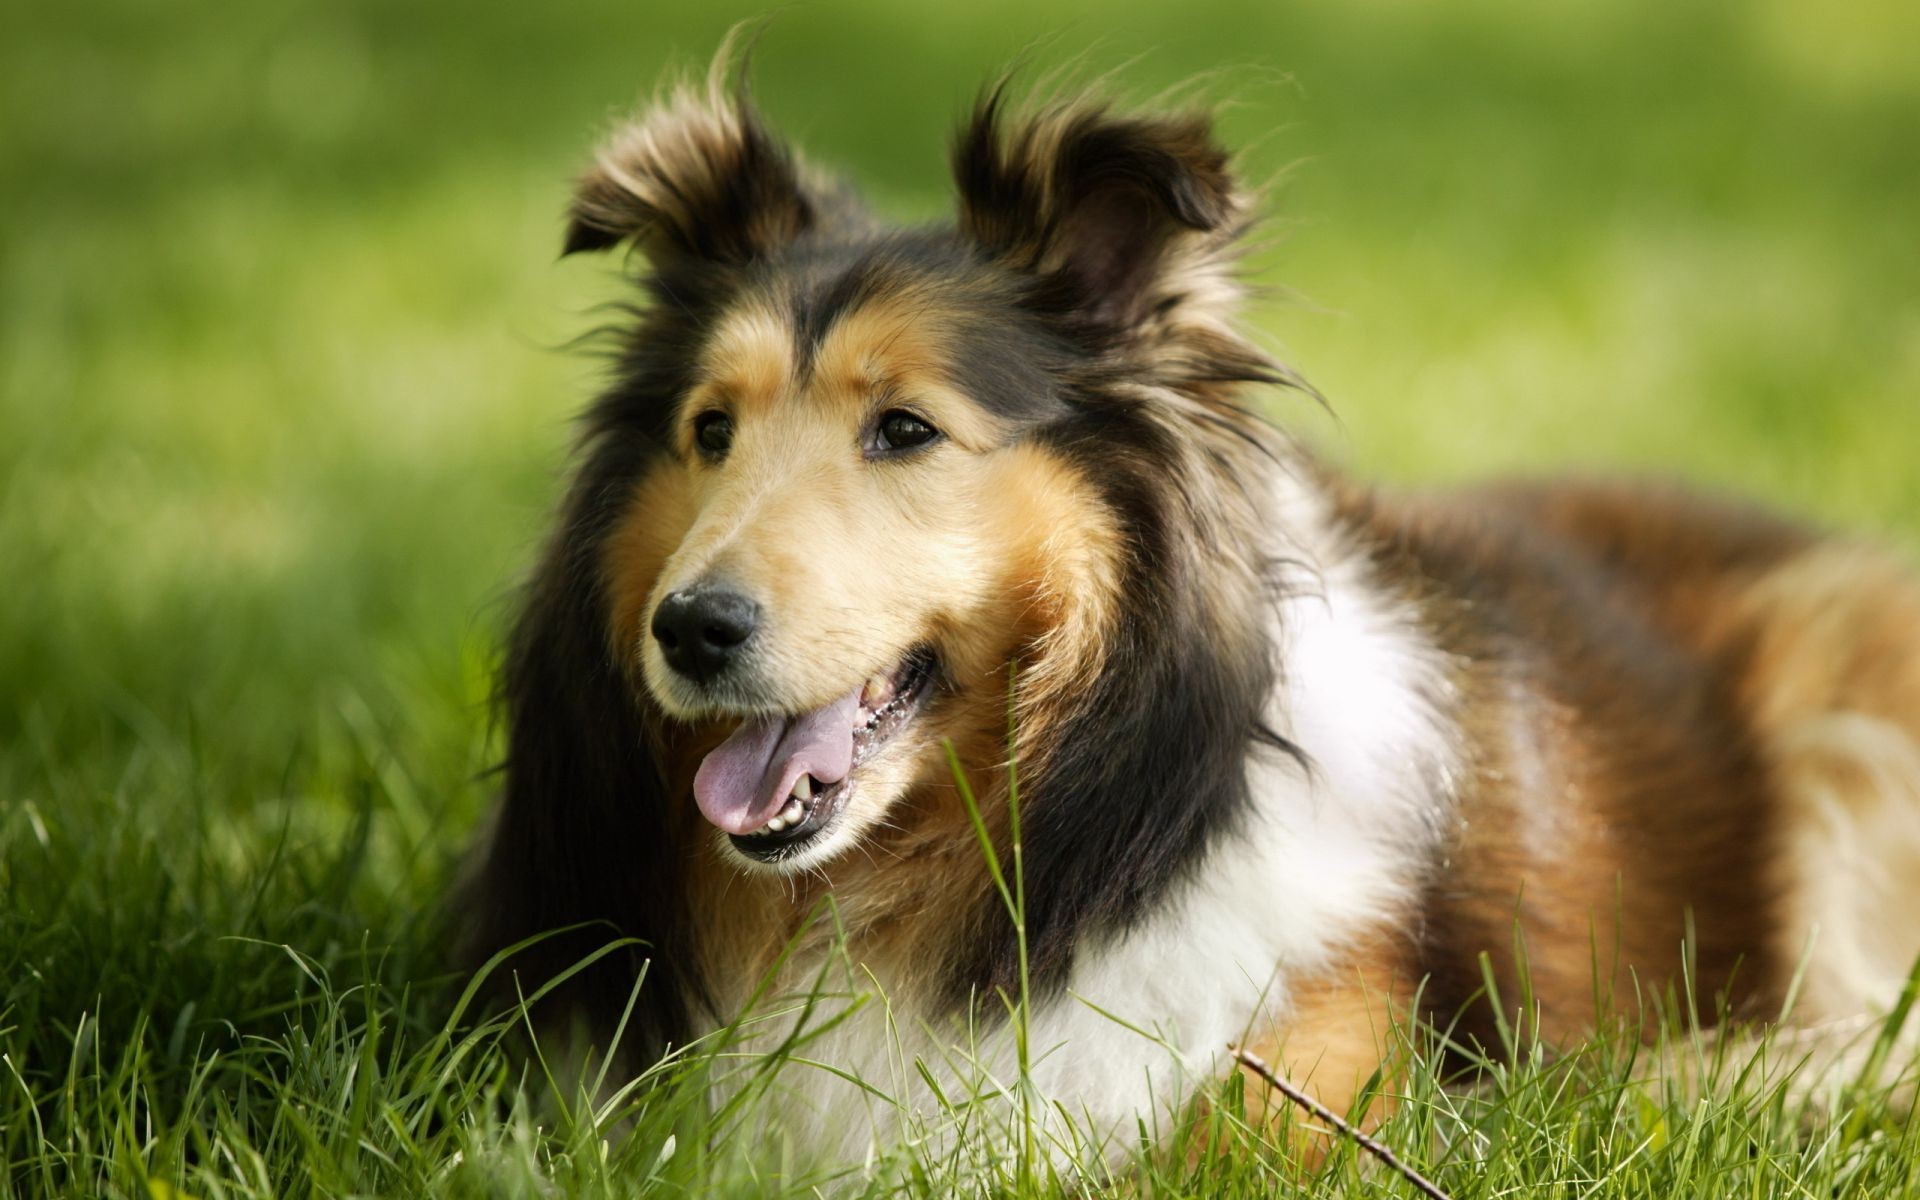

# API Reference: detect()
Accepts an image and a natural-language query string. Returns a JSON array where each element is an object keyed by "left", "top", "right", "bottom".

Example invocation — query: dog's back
[{"left": 1366, "top": 480, "right": 1920, "bottom": 1043}]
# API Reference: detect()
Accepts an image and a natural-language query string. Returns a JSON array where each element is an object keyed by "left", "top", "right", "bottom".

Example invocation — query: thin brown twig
[{"left": 1229, "top": 1045, "right": 1454, "bottom": 1200}]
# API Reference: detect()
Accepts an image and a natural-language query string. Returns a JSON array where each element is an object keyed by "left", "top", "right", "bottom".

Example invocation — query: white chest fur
[{"left": 711, "top": 478, "right": 1457, "bottom": 1174}]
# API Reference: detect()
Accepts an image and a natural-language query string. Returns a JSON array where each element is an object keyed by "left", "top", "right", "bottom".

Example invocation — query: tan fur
[
  {"left": 658, "top": 435, "right": 1128, "bottom": 1012},
  {"left": 602, "top": 465, "right": 698, "bottom": 668},
  {"left": 1170, "top": 951, "right": 1409, "bottom": 1176},
  {"left": 1711, "top": 545, "right": 1920, "bottom": 1018},
  {"left": 637, "top": 298, "right": 999, "bottom": 722},
  {"left": 804, "top": 297, "right": 1012, "bottom": 455},
  {"left": 1241, "top": 935, "right": 1415, "bottom": 1138},
  {"left": 688, "top": 302, "right": 797, "bottom": 411},
  {"left": 598, "top": 286, "right": 1134, "bottom": 1007}
]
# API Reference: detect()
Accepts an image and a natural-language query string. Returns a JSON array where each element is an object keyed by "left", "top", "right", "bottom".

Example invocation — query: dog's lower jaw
[{"left": 719, "top": 784, "right": 862, "bottom": 873}]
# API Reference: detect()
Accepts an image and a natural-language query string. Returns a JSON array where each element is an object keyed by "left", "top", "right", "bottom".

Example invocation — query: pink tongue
[{"left": 692, "top": 688, "right": 861, "bottom": 835}]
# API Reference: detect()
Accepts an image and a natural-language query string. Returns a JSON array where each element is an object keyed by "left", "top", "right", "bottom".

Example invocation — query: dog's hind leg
[{"left": 1720, "top": 544, "right": 1920, "bottom": 1026}]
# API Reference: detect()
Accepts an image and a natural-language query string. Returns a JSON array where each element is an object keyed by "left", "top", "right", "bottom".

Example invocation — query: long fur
[{"left": 463, "top": 60, "right": 1920, "bottom": 1166}]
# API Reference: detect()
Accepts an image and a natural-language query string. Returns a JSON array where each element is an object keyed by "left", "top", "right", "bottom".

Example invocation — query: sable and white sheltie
[{"left": 465, "top": 63, "right": 1920, "bottom": 1166}]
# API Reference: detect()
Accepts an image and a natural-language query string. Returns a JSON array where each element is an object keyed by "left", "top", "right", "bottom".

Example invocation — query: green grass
[{"left": 3, "top": 0, "right": 1918, "bottom": 1193}]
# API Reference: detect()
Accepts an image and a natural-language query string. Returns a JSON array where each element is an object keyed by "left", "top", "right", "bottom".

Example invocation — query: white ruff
[{"left": 710, "top": 465, "right": 1459, "bottom": 1175}]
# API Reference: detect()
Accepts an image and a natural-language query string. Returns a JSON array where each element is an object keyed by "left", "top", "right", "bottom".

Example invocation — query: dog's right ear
[
  {"left": 562, "top": 82, "right": 816, "bottom": 265},
  {"left": 951, "top": 86, "right": 1244, "bottom": 334}
]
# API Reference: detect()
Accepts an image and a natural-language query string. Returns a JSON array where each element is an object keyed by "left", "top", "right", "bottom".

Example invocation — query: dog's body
[{"left": 467, "top": 69, "right": 1920, "bottom": 1165}]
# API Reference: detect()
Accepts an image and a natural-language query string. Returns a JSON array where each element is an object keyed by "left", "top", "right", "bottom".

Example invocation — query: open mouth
[{"left": 692, "top": 647, "right": 938, "bottom": 863}]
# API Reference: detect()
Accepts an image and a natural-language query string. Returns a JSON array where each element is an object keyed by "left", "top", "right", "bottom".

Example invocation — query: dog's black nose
[{"left": 651, "top": 585, "right": 760, "bottom": 681}]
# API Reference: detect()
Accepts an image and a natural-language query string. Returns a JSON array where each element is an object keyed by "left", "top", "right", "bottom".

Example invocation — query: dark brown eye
[
  {"left": 693, "top": 411, "right": 734, "bottom": 458},
  {"left": 873, "top": 409, "right": 940, "bottom": 454}
]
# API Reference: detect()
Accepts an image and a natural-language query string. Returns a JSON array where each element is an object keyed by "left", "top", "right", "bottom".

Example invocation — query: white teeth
[
  {"left": 792, "top": 774, "right": 813, "bottom": 801},
  {"left": 861, "top": 675, "right": 893, "bottom": 708},
  {"left": 759, "top": 794, "right": 805, "bottom": 836}
]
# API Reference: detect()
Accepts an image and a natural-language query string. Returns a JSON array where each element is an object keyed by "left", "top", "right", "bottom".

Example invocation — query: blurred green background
[{"left": 2, "top": 0, "right": 1916, "bottom": 1038}]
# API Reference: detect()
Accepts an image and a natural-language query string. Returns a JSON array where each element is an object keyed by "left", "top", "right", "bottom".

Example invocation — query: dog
[{"left": 464, "top": 63, "right": 1920, "bottom": 1169}]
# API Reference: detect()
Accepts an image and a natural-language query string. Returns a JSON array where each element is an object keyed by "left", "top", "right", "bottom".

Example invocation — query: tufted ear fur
[
  {"left": 563, "top": 72, "right": 817, "bottom": 265},
  {"left": 951, "top": 88, "right": 1246, "bottom": 333}
]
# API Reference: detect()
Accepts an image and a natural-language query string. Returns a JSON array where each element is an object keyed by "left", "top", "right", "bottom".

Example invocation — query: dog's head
[{"left": 563, "top": 72, "right": 1279, "bottom": 876}]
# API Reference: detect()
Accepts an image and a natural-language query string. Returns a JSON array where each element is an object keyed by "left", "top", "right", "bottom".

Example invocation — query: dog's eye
[
  {"left": 693, "top": 411, "right": 734, "bottom": 458},
  {"left": 873, "top": 410, "right": 940, "bottom": 454}
]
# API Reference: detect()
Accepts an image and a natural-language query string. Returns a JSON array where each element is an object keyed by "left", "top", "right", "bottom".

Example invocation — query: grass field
[{"left": 4, "top": 0, "right": 1918, "bottom": 1194}]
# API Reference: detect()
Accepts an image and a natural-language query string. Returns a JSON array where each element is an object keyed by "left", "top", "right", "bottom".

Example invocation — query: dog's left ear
[{"left": 952, "top": 90, "right": 1243, "bottom": 331}]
